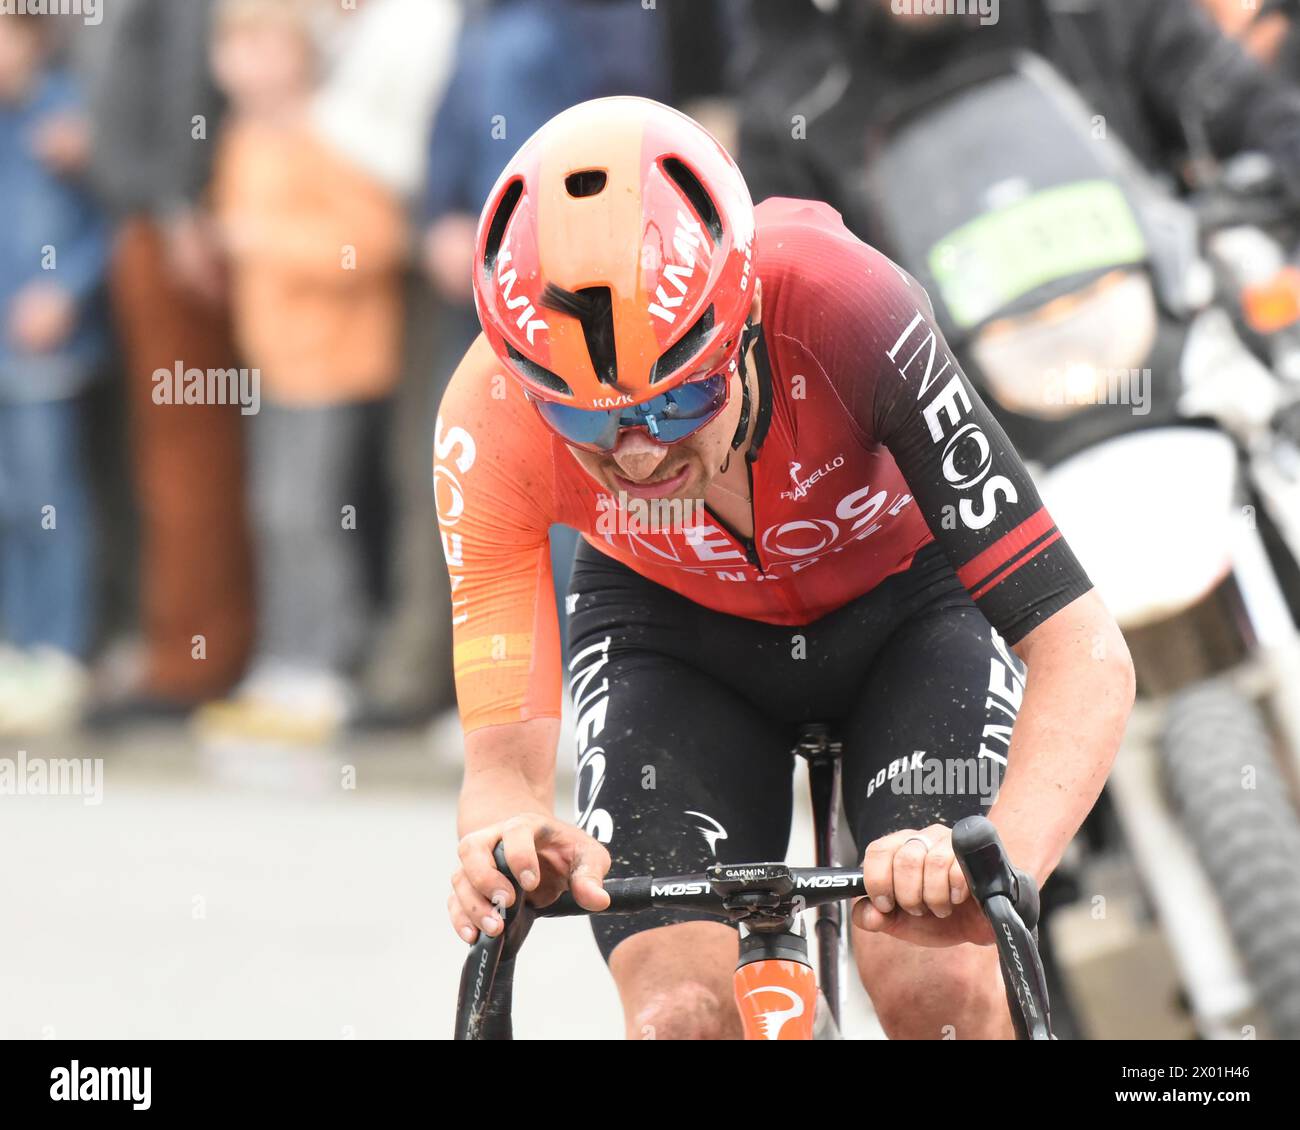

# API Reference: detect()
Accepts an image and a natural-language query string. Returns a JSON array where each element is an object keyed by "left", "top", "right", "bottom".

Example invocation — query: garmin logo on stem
[
  {"left": 890, "top": 0, "right": 998, "bottom": 27},
  {"left": 50, "top": 1061, "right": 151, "bottom": 1110}
]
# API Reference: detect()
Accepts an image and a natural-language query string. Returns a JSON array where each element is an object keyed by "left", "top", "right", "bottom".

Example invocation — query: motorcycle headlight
[{"left": 970, "top": 270, "right": 1158, "bottom": 419}]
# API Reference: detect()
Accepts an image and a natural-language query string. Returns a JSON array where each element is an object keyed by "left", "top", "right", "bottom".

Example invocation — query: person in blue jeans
[{"left": 0, "top": 14, "right": 110, "bottom": 734}]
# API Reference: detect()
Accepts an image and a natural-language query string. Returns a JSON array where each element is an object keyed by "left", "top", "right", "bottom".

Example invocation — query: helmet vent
[
  {"left": 662, "top": 158, "right": 722, "bottom": 244},
  {"left": 541, "top": 283, "right": 618, "bottom": 387},
  {"left": 651, "top": 305, "right": 715, "bottom": 386},
  {"left": 506, "top": 342, "right": 571, "bottom": 398},
  {"left": 482, "top": 178, "right": 524, "bottom": 274},
  {"left": 565, "top": 169, "right": 607, "bottom": 197}
]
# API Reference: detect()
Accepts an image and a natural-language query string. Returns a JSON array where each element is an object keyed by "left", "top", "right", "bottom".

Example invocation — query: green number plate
[{"left": 928, "top": 180, "right": 1148, "bottom": 329}]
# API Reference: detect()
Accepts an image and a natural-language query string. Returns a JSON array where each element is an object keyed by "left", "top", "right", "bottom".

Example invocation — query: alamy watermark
[
  {"left": 1044, "top": 366, "right": 1151, "bottom": 416},
  {"left": 0, "top": 0, "right": 102, "bottom": 25},
  {"left": 152, "top": 363, "right": 261, "bottom": 416},
  {"left": 866, "top": 751, "right": 1003, "bottom": 807},
  {"left": 0, "top": 750, "right": 103, "bottom": 805},
  {"left": 594, "top": 491, "right": 704, "bottom": 536},
  {"left": 890, "top": 0, "right": 999, "bottom": 27}
]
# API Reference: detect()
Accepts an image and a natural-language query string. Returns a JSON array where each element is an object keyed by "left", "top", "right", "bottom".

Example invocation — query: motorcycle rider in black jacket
[{"left": 738, "top": 0, "right": 1300, "bottom": 233}]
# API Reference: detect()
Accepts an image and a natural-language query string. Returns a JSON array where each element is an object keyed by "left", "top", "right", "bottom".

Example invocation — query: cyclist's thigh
[
  {"left": 566, "top": 548, "right": 795, "bottom": 967},
  {"left": 840, "top": 604, "right": 1025, "bottom": 1038},
  {"left": 841, "top": 603, "right": 1026, "bottom": 851}
]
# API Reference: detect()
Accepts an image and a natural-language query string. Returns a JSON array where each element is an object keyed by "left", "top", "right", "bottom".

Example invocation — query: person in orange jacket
[{"left": 199, "top": 0, "right": 407, "bottom": 745}]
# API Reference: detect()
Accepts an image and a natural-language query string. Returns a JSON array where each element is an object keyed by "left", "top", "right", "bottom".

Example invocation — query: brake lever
[
  {"left": 951, "top": 815, "right": 1052, "bottom": 1040},
  {"left": 951, "top": 815, "right": 1040, "bottom": 929},
  {"left": 451, "top": 843, "right": 538, "bottom": 1040}
]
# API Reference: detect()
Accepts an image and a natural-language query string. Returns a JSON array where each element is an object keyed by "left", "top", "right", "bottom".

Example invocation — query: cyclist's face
[
  {"left": 567, "top": 334, "right": 756, "bottom": 502},
  {"left": 567, "top": 284, "right": 762, "bottom": 501}
]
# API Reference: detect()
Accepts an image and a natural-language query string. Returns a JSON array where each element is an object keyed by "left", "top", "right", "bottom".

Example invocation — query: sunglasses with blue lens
[{"left": 529, "top": 370, "right": 732, "bottom": 453}]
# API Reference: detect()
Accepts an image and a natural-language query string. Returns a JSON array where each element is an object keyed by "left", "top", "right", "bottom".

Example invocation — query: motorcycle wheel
[{"left": 1161, "top": 682, "right": 1300, "bottom": 1038}]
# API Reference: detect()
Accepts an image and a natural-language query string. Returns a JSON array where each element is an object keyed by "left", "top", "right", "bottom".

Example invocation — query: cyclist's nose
[{"left": 609, "top": 429, "right": 669, "bottom": 481}]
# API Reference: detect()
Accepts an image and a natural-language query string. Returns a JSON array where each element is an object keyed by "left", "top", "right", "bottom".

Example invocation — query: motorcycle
[{"left": 865, "top": 50, "right": 1300, "bottom": 1039}]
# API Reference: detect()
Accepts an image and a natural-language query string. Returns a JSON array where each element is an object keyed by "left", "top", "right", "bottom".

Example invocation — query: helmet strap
[{"left": 722, "top": 320, "right": 762, "bottom": 472}]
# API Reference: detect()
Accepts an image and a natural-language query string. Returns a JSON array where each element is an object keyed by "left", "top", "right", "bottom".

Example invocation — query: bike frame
[{"left": 453, "top": 725, "right": 1053, "bottom": 1040}]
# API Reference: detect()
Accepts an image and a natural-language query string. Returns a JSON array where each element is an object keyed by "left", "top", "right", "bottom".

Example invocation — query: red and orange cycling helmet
[{"left": 472, "top": 96, "right": 757, "bottom": 451}]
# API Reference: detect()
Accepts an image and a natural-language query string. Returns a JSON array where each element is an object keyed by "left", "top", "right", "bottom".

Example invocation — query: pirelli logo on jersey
[{"left": 887, "top": 311, "right": 1017, "bottom": 532}]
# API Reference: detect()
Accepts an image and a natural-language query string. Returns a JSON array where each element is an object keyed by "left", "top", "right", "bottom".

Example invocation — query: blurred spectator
[
  {"left": 662, "top": 0, "right": 743, "bottom": 152},
  {"left": 739, "top": 0, "right": 1300, "bottom": 236},
  {"left": 306, "top": 0, "right": 463, "bottom": 729},
  {"left": 86, "top": 0, "right": 254, "bottom": 723},
  {"left": 422, "top": 0, "right": 671, "bottom": 646},
  {"left": 1201, "top": 0, "right": 1300, "bottom": 80},
  {"left": 196, "top": 0, "right": 407, "bottom": 745},
  {"left": 311, "top": 0, "right": 458, "bottom": 200},
  {"left": 0, "top": 12, "right": 109, "bottom": 735},
  {"left": 423, "top": 0, "right": 669, "bottom": 258}
]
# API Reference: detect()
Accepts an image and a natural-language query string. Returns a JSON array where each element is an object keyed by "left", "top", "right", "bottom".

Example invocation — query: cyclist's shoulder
[
  {"left": 755, "top": 196, "right": 918, "bottom": 321},
  {"left": 756, "top": 195, "right": 855, "bottom": 242},
  {"left": 437, "top": 332, "right": 554, "bottom": 493},
  {"left": 756, "top": 196, "right": 879, "bottom": 270},
  {"left": 755, "top": 198, "right": 931, "bottom": 402},
  {"left": 440, "top": 333, "right": 536, "bottom": 429},
  {"left": 443, "top": 332, "right": 501, "bottom": 395}
]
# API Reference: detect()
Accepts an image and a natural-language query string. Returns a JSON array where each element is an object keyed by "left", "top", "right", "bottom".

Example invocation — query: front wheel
[{"left": 1161, "top": 682, "right": 1300, "bottom": 1038}]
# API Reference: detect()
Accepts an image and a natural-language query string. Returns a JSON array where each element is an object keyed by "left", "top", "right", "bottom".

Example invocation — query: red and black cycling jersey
[{"left": 435, "top": 196, "right": 1092, "bottom": 731}]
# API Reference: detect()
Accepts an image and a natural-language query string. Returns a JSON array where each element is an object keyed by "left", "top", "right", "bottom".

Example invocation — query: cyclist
[{"left": 438, "top": 97, "right": 1135, "bottom": 1040}]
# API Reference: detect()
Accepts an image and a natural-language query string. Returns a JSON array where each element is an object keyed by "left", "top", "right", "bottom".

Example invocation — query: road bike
[{"left": 453, "top": 723, "right": 1054, "bottom": 1039}]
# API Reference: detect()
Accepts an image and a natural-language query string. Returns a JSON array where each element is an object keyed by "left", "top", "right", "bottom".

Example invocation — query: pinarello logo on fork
[{"left": 734, "top": 961, "right": 818, "bottom": 1040}]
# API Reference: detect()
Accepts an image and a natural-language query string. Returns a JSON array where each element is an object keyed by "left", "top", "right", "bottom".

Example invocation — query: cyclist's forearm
[
  {"left": 457, "top": 716, "right": 561, "bottom": 835},
  {"left": 992, "top": 592, "right": 1135, "bottom": 885}
]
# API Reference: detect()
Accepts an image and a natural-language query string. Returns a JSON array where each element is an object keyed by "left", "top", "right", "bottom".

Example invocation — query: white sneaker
[
  {"left": 193, "top": 663, "right": 354, "bottom": 747},
  {"left": 0, "top": 647, "right": 89, "bottom": 736},
  {"left": 0, "top": 643, "right": 29, "bottom": 720}
]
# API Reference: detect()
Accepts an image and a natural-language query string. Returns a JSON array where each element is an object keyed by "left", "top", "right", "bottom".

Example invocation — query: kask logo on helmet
[
  {"left": 648, "top": 210, "right": 710, "bottom": 325},
  {"left": 494, "top": 247, "right": 549, "bottom": 346}
]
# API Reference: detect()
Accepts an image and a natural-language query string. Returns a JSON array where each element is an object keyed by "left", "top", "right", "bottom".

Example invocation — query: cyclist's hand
[
  {"left": 449, "top": 814, "right": 611, "bottom": 944},
  {"left": 852, "top": 824, "right": 994, "bottom": 947}
]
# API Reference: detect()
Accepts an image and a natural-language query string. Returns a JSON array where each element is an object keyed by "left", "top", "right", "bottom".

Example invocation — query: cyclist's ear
[{"left": 748, "top": 277, "right": 763, "bottom": 324}]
